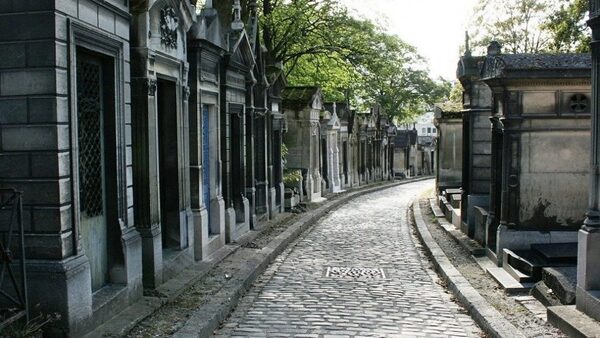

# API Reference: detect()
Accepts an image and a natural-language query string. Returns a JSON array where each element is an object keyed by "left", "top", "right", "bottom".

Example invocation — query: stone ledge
[
  {"left": 413, "top": 198, "right": 526, "bottom": 338},
  {"left": 548, "top": 305, "right": 600, "bottom": 338},
  {"left": 428, "top": 199, "right": 485, "bottom": 257}
]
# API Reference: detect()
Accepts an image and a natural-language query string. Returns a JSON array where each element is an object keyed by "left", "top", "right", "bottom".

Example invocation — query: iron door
[
  {"left": 202, "top": 105, "right": 211, "bottom": 225},
  {"left": 76, "top": 54, "right": 109, "bottom": 292}
]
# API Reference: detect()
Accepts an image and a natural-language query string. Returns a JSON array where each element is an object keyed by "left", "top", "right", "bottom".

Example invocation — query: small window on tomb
[
  {"left": 422, "top": 128, "right": 426, "bottom": 133},
  {"left": 569, "top": 94, "right": 588, "bottom": 114},
  {"left": 433, "top": 128, "right": 437, "bottom": 134},
  {"left": 427, "top": 127, "right": 431, "bottom": 134}
]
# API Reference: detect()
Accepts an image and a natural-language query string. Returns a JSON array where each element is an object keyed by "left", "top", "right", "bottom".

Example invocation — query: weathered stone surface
[{"left": 543, "top": 267, "right": 576, "bottom": 305}]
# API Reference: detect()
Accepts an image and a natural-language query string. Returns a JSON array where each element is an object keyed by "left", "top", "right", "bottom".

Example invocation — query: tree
[
  {"left": 260, "top": 0, "right": 448, "bottom": 120},
  {"left": 543, "top": 0, "right": 590, "bottom": 53},
  {"left": 448, "top": 82, "right": 463, "bottom": 104},
  {"left": 469, "top": 0, "right": 590, "bottom": 54},
  {"left": 469, "top": 0, "right": 553, "bottom": 54},
  {"left": 261, "top": 0, "right": 353, "bottom": 74}
]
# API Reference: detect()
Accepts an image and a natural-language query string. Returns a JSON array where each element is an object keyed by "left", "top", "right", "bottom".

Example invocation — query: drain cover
[{"left": 325, "top": 266, "right": 386, "bottom": 279}]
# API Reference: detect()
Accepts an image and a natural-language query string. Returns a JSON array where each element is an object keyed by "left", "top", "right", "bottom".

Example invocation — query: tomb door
[
  {"left": 157, "top": 78, "right": 182, "bottom": 250},
  {"left": 230, "top": 104, "right": 245, "bottom": 221},
  {"left": 76, "top": 54, "right": 109, "bottom": 292},
  {"left": 343, "top": 141, "right": 348, "bottom": 184},
  {"left": 273, "top": 129, "right": 282, "bottom": 204},
  {"left": 321, "top": 138, "right": 328, "bottom": 189},
  {"left": 488, "top": 129, "right": 503, "bottom": 251},
  {"left": 202, "top": 105, "right": 212, "bottom": 230}
]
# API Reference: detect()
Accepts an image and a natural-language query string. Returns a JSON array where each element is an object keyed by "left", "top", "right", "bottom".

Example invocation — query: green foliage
[
  {"left": 469, "top": 0, "right": 553, "bottom": 54},
  {"left": 448, "top": 82, "right": 464, "bottom": 104},
  {"left": 468, "top": 0, "right": 590, "bottom": 54},
  {"left": 260, "top": 0, "right": 448, "bottom": 120},
  {"left": 283, "top": 169, "right": 303, "bottom": 188},
  {"left": 543, "top": 0, "right": 590, "bottom": 53}
]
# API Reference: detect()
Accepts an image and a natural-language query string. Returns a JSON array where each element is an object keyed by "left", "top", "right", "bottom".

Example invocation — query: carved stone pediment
[{"left": 481, "top": 56, "right": 505, "bottom": 80}]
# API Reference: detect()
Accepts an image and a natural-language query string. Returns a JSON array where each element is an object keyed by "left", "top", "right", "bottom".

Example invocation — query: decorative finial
[
  {"left": 487, "top": 41, "right": 502, "bottom": 56},
  {"left": 249, "top": 0, "right": 258, "bottom": 13},
  {"left": 231, "top": 0, "right": 243, "bottom": 30},
  {"left": 333, "top": 102, "right": 337, "bottom": 115}
]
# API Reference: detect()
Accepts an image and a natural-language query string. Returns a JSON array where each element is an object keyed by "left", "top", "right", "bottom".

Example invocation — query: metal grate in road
[{"left": 324, "top": 266, "right": 386, "bottom": 279}]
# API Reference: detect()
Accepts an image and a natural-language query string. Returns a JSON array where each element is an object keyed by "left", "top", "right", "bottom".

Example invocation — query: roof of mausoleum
[
  {"left": 189, "top": 7, "right": 227, "bottom": 49},
  {"left": 433, "top": 104, "right": 462, "bottom": 120},
  {"left": 498, "top": 53, "right": 590, "bottom": 71},
  {"left": 480, "top": 42, "right": 590, "bottom": 81},
  {"left": 282, "top": 86, "right": 322, "bottom": 110},
  {"left": 457, "top": 55, "right": 485, "bottom": 82},
  {"left": 394, "top": 129, "right": 417, "bottom": 148}
]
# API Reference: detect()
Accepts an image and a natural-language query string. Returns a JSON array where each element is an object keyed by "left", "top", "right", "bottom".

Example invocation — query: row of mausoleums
[
  {"left": 0, "top": 0, "right": 286, "bottom": 335},
  {"left": 282, "top": 87, "right": 398, "bottom": 204},
  {"left": 0, "top": 1, "right": 399, "bottom": 335},
  {"left": 436, "top": 36, "right": 600, "bottom": 327},
  {"left": 392, "top": 112, "right": 437, "bottom": 179}
]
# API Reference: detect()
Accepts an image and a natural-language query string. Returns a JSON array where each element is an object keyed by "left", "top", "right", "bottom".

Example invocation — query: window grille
[{"left": 77, "top": 59, "right": 104, "bottom": 217}]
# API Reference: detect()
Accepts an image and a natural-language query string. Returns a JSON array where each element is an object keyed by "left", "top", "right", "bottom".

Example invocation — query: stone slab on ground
[
  {"left": 513, "top": 295, "right": 547, "bottom": 321},
  {"left": 474, "top": 255, "right": 497, "bottom": 271},
  {"left": 531, "top": 242, "right": 577, "bottom": 264},
  {"left": 532, "top": 281, "right": 563, "bottom": 307},
  {"left": 413, "top": 199, "right": 526, "bottom": 338},
  {"left": 503, "top": 261, "right": 536, "bottom": 283},
  {"left": 430, "top": 203, "right": 485, "bottom": 257},
  {"left": 429, "top": 198, "right": 445, "bottom": 218},
  {"left": 548, "top": 305, "right": 600, "bottom": 338},
  {"left": 543, "top": 266, "right": 577, "bottom": 305},
  {"left": 486, "top": 267, "right": 535, "bottom": 294}
]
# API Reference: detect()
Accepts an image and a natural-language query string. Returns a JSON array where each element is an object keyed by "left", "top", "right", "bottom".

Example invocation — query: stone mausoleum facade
[
  {"left": 0, "top": 0, "right": 288, "bottom": 335},
  {"left": 480, "top": 45, "right": 591, "bottom": 261}
]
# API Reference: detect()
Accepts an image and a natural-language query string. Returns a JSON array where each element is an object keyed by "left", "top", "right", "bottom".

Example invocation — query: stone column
[{"left": 577, "top": 0, "right": 600, "bottom": 320}]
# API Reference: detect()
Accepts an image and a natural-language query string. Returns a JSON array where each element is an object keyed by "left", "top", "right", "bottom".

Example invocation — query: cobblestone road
[{"left": 214, "top": 180, "right": 482, "bottom": 337}]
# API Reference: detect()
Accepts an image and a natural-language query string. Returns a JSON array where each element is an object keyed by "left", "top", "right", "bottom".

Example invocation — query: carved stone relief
[{"left": 160, "top": 7, "right": 178, "bottom": 49}]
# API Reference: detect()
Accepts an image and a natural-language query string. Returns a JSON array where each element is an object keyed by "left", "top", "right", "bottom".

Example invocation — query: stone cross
[{"left": 464, "top": 31, "right": 471, "bottom": 57}]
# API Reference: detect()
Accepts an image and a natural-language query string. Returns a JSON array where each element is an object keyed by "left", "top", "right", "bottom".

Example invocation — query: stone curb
[
  {"left": 412, "top": 199, "right": 526, "bottom": 338},
  {"left": 172, "top": 176, "right": 434, "bottom": 337}
]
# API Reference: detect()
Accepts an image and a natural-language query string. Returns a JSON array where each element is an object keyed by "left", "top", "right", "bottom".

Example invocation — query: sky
[{"left": 341, "top": 0, "right": 479, "bottom": 81}]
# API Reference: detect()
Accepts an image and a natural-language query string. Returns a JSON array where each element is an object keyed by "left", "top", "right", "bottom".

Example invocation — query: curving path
[{"left": 213, "top": 180, "right": 482, "bottom": 337}]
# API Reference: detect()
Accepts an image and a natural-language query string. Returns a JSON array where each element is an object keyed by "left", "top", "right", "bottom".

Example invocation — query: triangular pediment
[
  {"left": 328, "top": 111, "right": 341, "bottom": 129},
  {"left": 311, "top": 91, "right": 323, "bottom": 110},
  {"left": 189, "top": 8, "right": 226, "bottom": 50},
  {"left": 231, "top": 30, "right": 256, "bottom": 69}
]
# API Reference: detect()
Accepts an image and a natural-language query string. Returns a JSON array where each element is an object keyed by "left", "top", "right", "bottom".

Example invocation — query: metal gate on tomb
[
  {"left": 202, "top": 105, "right": 211, "bottom": 228},
  {"left": 77, "top": 55, "right": 109, "bottom": 292},
  {"left": 0, "top": 189, "right": 28, "bottom": 329}
]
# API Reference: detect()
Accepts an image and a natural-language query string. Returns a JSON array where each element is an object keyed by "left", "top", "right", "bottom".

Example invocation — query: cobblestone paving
[{"left": 214, "top": 180, "right": 482, "bottom": 337}]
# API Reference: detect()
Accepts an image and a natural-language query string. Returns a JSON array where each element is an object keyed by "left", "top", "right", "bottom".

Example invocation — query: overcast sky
[{"left": 341, "top": 0, "right": 478, "bottom": 81}]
